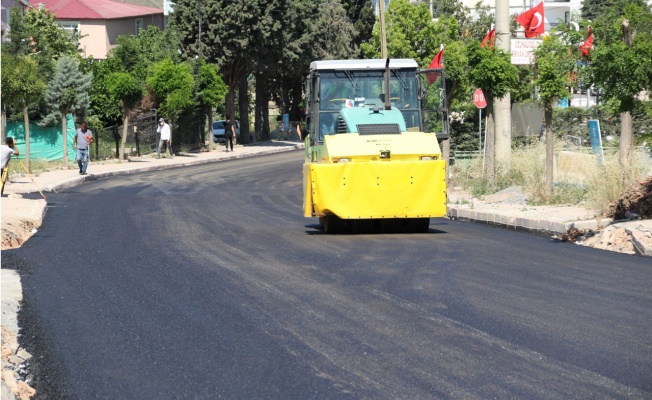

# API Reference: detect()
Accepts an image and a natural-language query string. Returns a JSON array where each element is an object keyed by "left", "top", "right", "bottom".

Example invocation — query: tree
[
  {"left": 5, "top": 7, "right": 31, "bottom": 56},
  {"left": 534, "top": 35, "right": 577, "bottom": 196},
  {"left": 42, "top": 57, "right": 92, "bottom": 167},
  {"left": 363, "top": 0, "right": 458, "bottom": 66},
  {"left": 589, "top": 2, "right": 652, "bottom": 179},
  {"left": 362, "top": 0, "right": 470, "bottom": 106},
  {"left": 80, "top": 57, "right": 124, "bottom": 127},
  {"left": 111, "top": 26, "right": 178, "bottom": 83},
  {"left": 22, "top": 7, "right": 81, "bottom": 81},
  {"left": 466, "top": 42, "right": 519, "bottom": 187},
  {"left": 581, "top": 0, "right": 648, "bottom": 21},
  {"left": 146, "top": 58, "right": 195, "bottom": 142},
  {"left": 432, "top": 0, "right": 494, "bottom": 41},
  {"left": 271, "top": 0, "right": 357, "bottom": 127},
  {"left": 1, "top": 50, "right": 46, "bottom": 172},
  {"left": 23, "top": 7, "right": 80, "bottom": 57},
  {"left": 196, "top": 61, "right": 228, "bottom": 150},
  {"left": 107, "top": 72, "right": 144, "bottom": 162},
  {"left": 171, "top": 0, "right": 266, "bottom": 142},
  {"left": 342, "top": 0, "right": 376, "bottom": 58},
  {"left": 171, "top": 0, "right": 351, "bottom": 141}
]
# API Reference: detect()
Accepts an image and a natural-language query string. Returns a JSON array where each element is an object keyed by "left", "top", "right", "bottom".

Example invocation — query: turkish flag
[
  {"left": 515, "top": 2, "right": 545, "bottom": 38},
  {"left": 481, "top": 29, "right": 495, "bottom": 48},
  {"left": 426, "top": 48, "right": 444, "bottom": 85},
  {"left": 580, "top": 28, "right": 593, "bottom": 57}
]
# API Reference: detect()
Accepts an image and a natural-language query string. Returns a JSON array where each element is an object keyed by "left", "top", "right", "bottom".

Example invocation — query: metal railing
[{"left": 94, "top": 113, "right": 205, "bottom": 160}]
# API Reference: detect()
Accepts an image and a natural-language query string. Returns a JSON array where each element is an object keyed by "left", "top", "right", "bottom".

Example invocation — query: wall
[
  {"left": 79, "top": 14, "right": 163, "bottom": 59},
  {"left": 79, "top": 21, "right": 109, "bottom": 59},
  {"left": 105, "top": 15, "right": 163, "bottom": 54}
]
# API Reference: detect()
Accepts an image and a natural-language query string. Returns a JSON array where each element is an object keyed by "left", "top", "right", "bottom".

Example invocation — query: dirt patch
[
  {"left": 2, "top": 221, "right": 36, "bottom": 250},
  {"left": 608, "top": 176, "right": 652, "bottom": 220},
  {"left": 578, "top": 225, "right": 636, "bottom": 254},
  {"left": 2, "top": 322, "right": 36, "bottom": 400}
]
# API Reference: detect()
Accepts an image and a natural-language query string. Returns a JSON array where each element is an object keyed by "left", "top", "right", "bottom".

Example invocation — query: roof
[
  {"left": 41, "top": 0, "right": 163, "bottom": 20},
  {"left": 111, "top": 0, "right": 161, "bottom": 9},
  {"left": 310, "top": 59, "right": 419, "bottom": 71}
]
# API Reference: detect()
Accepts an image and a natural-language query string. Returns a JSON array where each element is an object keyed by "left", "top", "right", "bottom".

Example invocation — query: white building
[
  {"left": 455, "top": 0, "right": 583, "bottom": 32},
  {"left": 376, "top": 0, "right": 585, "bottom": 33}
]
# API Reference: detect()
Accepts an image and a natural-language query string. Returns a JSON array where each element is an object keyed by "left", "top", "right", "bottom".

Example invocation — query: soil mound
[{"left": 607, "top": 176, "right": 652, "bottom": 220}]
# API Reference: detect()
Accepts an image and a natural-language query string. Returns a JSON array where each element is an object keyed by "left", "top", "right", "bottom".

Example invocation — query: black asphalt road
[{"left": 5, "top": 151, "right": 652, "bottom": 399}]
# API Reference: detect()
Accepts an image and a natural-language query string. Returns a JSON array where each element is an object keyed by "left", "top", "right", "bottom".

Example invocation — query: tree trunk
[
  {"left": 485, "top": 97, "right": 495, "bottom": 190},
  {"left": 226, "top": 87, "right": 235, "bottom": 121},
  {"left": 239, "top": 76, "right": 249, "bottom": 144},
  {"left": 545, "top": 104, "right": 554, "bottom": 196},
  {"left": 170, "top": 117, "right": 175, "bottom": 156},
  {"left": 262, "top": 97, "right": 270, "bottom": 141},
  {"left": 494, "top": 94, "right": 511, "bottom": 171},
  {"left": 120, "top": 111, "right": 129, "bottom": 162},
  {"left": 62, "top": 114, "right": 69, "bottom": 168},
  {"left": 620, "top": 19, "right": 634, "bottom": 181},
  {"left": 620, "top": 111, "right": 633, "bottom": 179},
  {"left": 23, "top": 106, "right": 31, "bottom": 173},
  {"left": 255, "top": 74, "right": 264, "bottom": 142},
  {"left": 291, "top": 82, "right": 303, "bottom": 121},
  {"left": 1, "top": 110, "right": 6, "bottom": 143},
  {"left": 207, "top": 107, "right": 214, "bottom": 151}
]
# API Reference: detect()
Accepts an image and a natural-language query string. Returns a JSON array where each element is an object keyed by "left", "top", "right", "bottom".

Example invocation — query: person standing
[
  {"left": 156, "top": 118, "right": 174, "bottom": 159},
  {"left": 224, "top": 114, "right": 236, "bottom": 152},
  {"left": 74, "top": 122, "right": 93, "bottom": 175},
  {"left": 1, "top": 137, "right": 19, "bottom": 194}
]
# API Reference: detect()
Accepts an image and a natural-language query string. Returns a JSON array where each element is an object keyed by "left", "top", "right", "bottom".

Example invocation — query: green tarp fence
[{"left": 5, "top": 114, "right": 76, "bottom": 161}]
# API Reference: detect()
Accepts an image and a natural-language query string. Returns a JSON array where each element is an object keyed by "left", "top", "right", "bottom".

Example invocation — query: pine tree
[{"left": 42, "top": 57, "right": 92, "bottom": 167}]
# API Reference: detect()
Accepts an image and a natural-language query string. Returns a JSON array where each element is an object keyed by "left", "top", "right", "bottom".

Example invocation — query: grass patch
[
  {"left": 585, "top": 151, "right": 648, "bottom": 212},
  {"left": 450, "top": 142, "right": 650, "bottom": 213}
]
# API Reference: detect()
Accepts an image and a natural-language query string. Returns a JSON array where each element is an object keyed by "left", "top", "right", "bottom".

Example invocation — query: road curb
[
  {"left": 447, "top": 206, "right": 612, "bottom": 237},
  {"left": 43, "top": 143, "right": 305, "bottom": 193}
]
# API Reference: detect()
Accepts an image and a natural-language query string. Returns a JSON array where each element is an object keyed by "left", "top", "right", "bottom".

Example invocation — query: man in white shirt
[
  {"left": 1, "top": 137, "right": 19, "bottom": 194},
  {"left": 156, "top": 118, "right": 174, "bottom": 159}
]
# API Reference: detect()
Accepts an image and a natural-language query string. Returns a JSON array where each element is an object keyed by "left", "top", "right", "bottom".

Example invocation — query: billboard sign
[{"left": 511, "top": 39, "right": 543, "bottom": 65}]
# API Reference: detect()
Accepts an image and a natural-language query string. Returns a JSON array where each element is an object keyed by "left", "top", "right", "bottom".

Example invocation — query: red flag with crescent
[
  {"left": 481, "top": 29, "right": 495, "bottom": 48},
  {"left": 579, "top": 27, "right": 593, "bottom": 57},
  {"left": 515, "top": 2, "right": 545, "bottom": 38},
  {"left": 426, "top": 48, "right": 444, "bottom": 85}
]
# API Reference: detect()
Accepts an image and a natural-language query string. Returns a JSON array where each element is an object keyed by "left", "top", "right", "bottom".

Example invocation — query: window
[
  {"left": 57, "top": 20, "right": 79, "bottom": 32},
  {"left": 56, "top": 21, "right": 80, "bottom": 44},
  {"left": 135, "top": 18, "right": 143, "bottom": 34}
]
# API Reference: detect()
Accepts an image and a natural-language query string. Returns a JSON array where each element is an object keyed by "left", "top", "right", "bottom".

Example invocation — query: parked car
[{"left": 213, "top": 120, "right": 240, "bottom": 143}]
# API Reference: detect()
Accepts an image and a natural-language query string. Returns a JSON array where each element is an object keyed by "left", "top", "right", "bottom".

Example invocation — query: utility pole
[
  {"left": 379, "top": 0, "right": 387, "bottom": 59},
  {"left": 494, "top": 0, "right": 512, "bottom": 171}
]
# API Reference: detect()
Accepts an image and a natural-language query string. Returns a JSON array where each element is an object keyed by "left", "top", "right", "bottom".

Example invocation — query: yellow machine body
[{"left": 303, "top": 132, "right": 447, "bottom": 220}]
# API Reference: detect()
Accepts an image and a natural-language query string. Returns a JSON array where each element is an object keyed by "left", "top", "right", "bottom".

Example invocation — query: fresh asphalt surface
[{"left": 4, "top": 151, "right": 652, "bottom": 399}]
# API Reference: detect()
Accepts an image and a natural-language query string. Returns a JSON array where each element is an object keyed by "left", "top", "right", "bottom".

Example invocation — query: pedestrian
[
  {"left": 224, "top": 114, "right": 236, "bottom": 152},
  {"left": 156, "top": 118, "right": 174, "bottom": 159},
  {"left": 1, "top": 137, "right": 19, "bottom": 195},
  {"left": 74, "top": 122, "right": 93, "bottom": 175}
]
